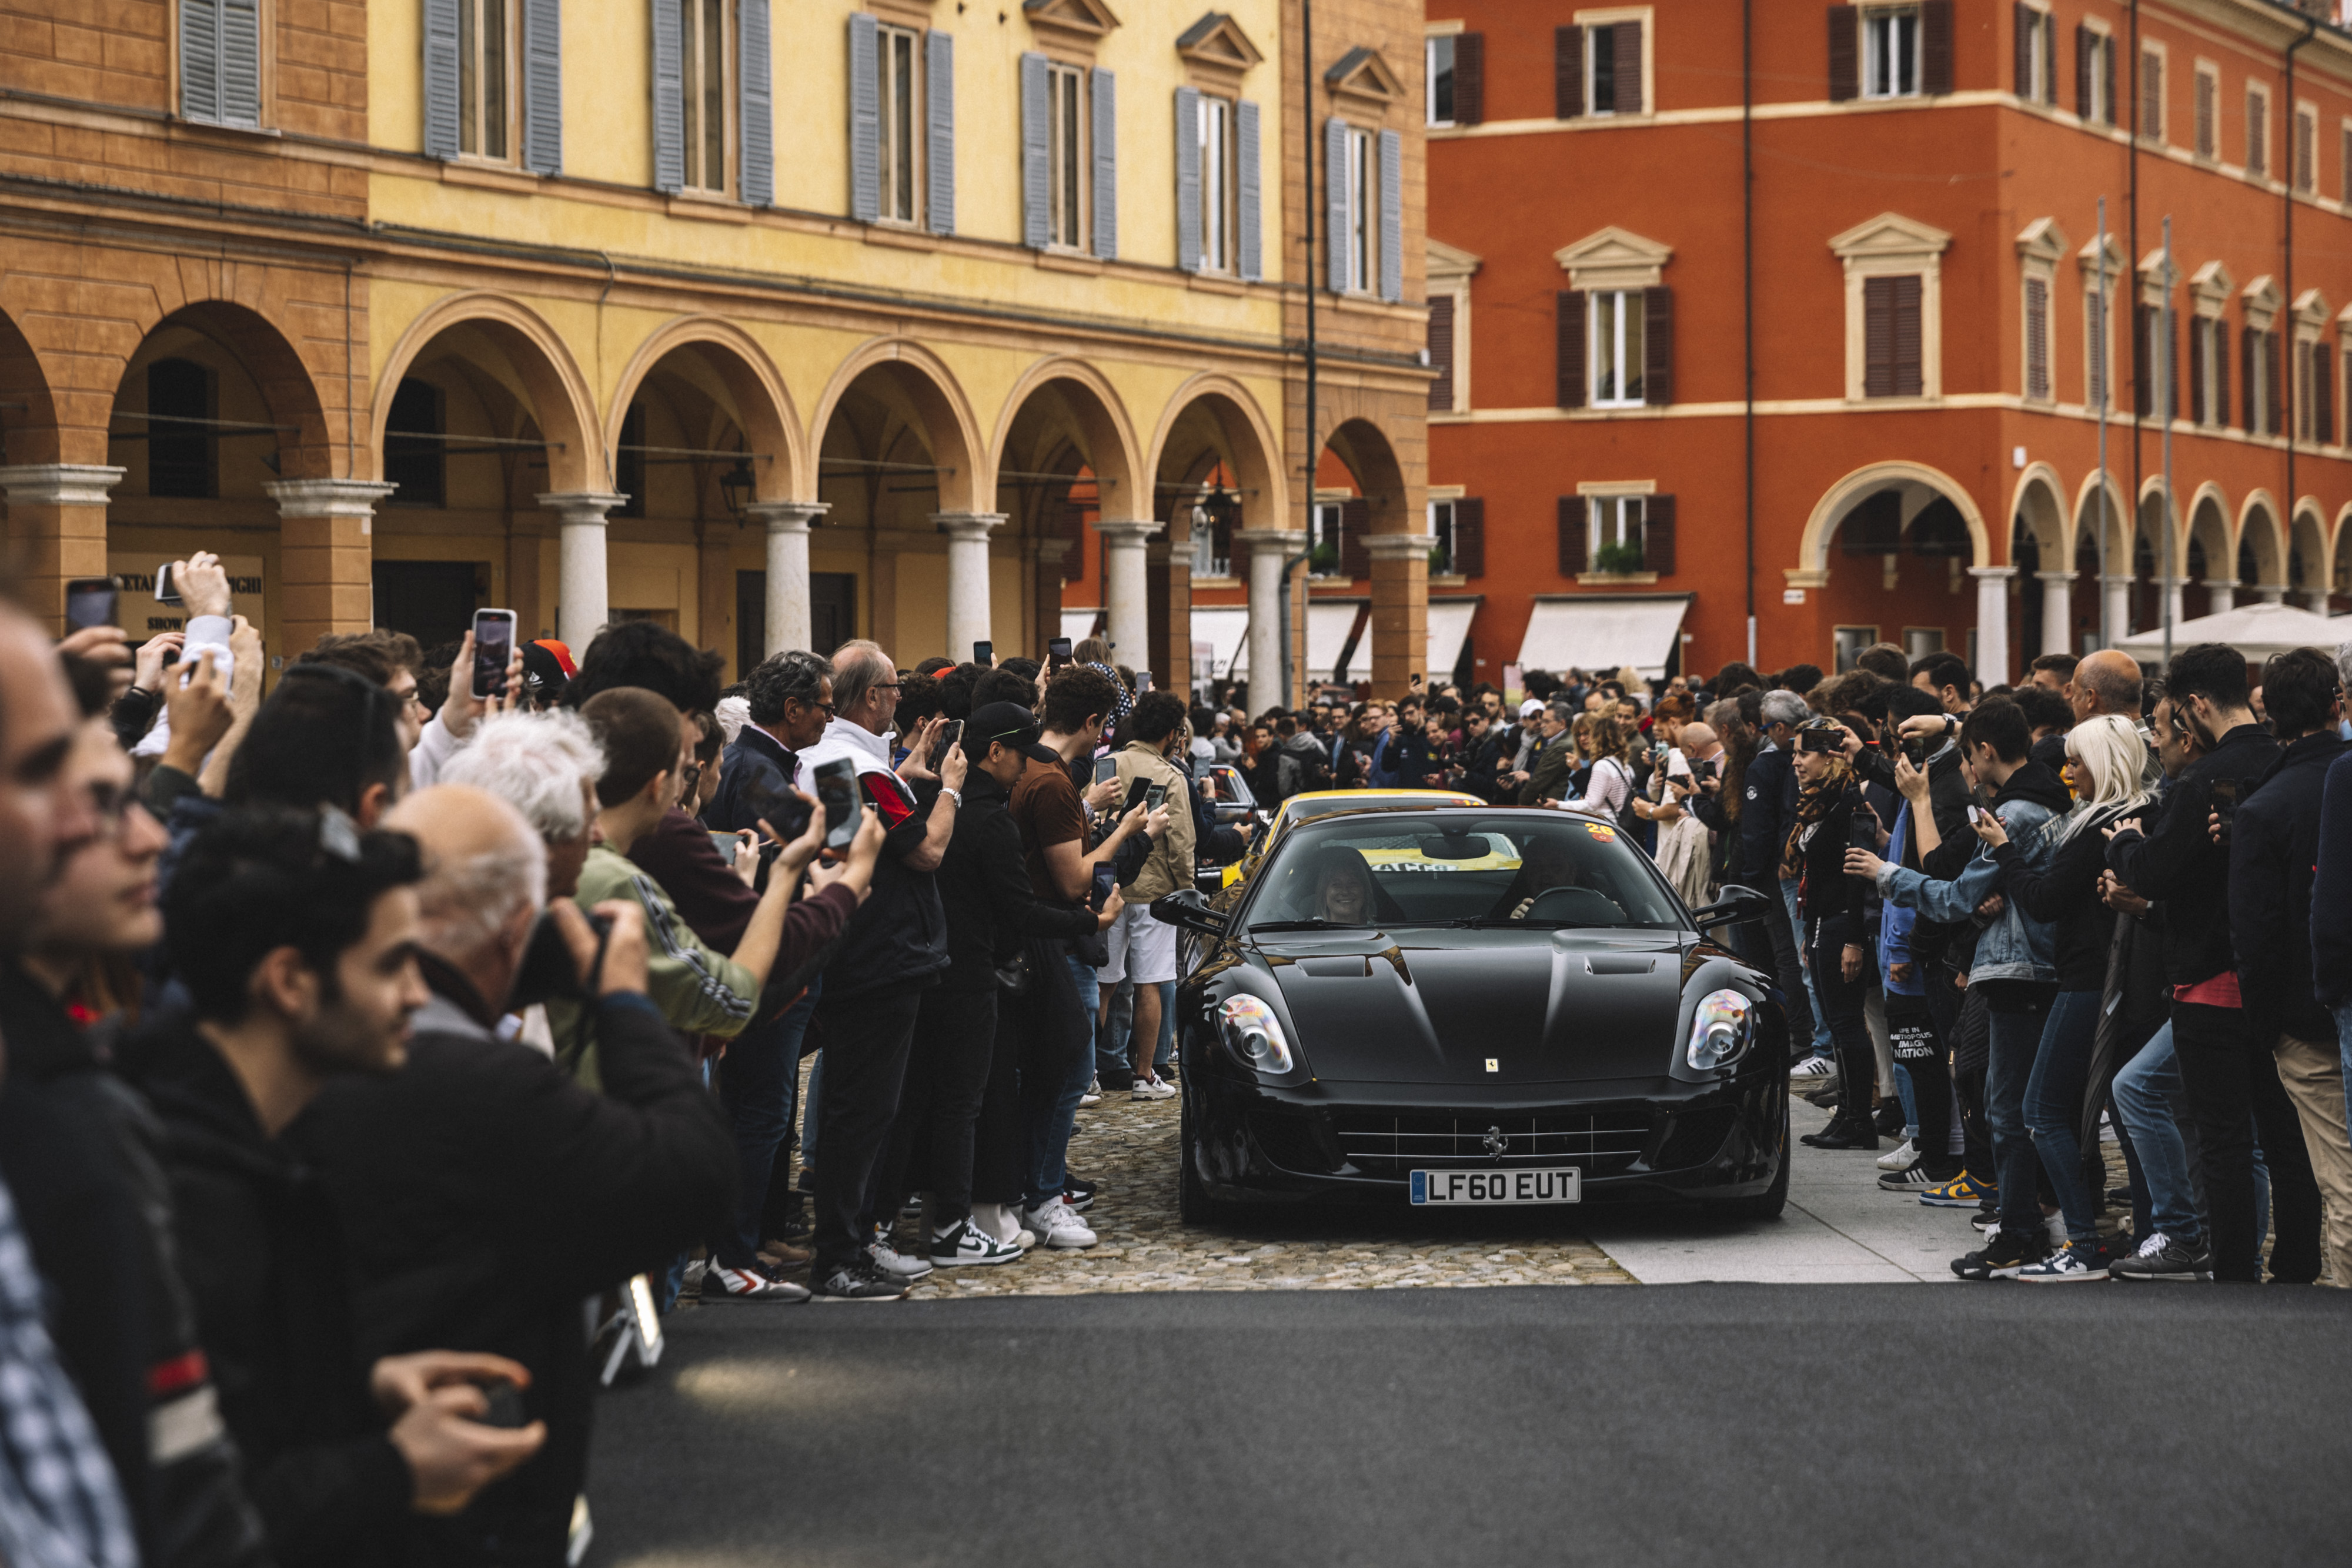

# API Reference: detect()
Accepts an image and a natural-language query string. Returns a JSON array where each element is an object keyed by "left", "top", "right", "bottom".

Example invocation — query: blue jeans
[
  {"left": 1025, "top": 953, "right": 1100, "bottom": 1207},
  {"left": 2023, "top": 989, "right": 2104, "bottom": 1245},
  {"left": 2111, "top": 1021, "right": 2201, "bottom": 1246},
  {"left": 799, "top": 1051, "right": 824, "bottom": 1171},
  {"left": 2337, "top": 1001, "right": 2352, "bottom": 1141},
  {"left": 1780, "top": 877, "right": 1834, "bottom": 1057},
  {"left": 1984, "top": 1004, "right": 2050, "bottom": 1235},
  {"left": 713, "top": 987, "right": 819, "bottom": 1268}
]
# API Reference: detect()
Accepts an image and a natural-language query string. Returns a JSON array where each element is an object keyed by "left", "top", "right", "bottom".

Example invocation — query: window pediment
[
  {"left": 1178, "top": 12, "right": 1262, "bottom": 74},
  {"left": 2243, "top": 273, "right": 2282, "bottom": 327},
  {"left": 1428, "top": 236, "right": 1482, "bottom": 282},
  {"left": 1025, "top": 0, "right": 1121, "bottom": 46},
  {"left": 1325, "top": 46, "right": 1406, "bottom": 106},
  {"left": 2295, "top": 287, "right": 2330, "bottom": 328},
  {"left": 1829, "top": 212, "right": 1952, "bottom": 269},
  {"left": 2077, "top": 231, "right": 2126, "bottom": 283},
  {"left": 2137, "top": 248, "right": 2179, "bottom": 306},
  {"left": 2190, "top": 259, "right": 2234, "bottom": 314},
  {"left": 1554, "top": 225, "right": 1671, "bottom": 291},
  {"left": 2014, "top": 217, "right": 2067, "bottom": 269}
]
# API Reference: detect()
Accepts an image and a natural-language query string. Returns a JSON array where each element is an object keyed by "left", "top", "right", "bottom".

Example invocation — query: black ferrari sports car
[{"left": 1151, "top": 805, "right": 1792, "bottom": 1222}]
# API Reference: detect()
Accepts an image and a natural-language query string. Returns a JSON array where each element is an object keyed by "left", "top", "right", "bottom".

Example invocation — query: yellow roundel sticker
[{"left": 1586, "top": 823, "right": 1616, "bottom": 841}]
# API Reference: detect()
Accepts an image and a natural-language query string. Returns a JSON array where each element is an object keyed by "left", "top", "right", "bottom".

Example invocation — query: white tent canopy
[
  {"left": 1307, "top": 600, "right": 1368, "bottom": 684},
  {"left": 1191, "top": 606, "right": 1251, "bottom": 679},
  {"left": 2114, "top": 601, "right": 2347, "bottom": 664},
  {"left": 1428, "top": 597, "right": 1480, "bottom": 682},
  {"left": 1060, "top": 608, "right": 1104, "bottom": 645},
  {"left": 1516, "top": 594, "right": 1693, "bottom": 681}
]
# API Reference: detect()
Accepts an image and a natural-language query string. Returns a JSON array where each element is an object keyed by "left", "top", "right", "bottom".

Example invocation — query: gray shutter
[
  {"left": 524, "top": 0, "right": 564, "bottom": 176},
  {"left": 925, "top": 30, "right": 954, "bottom": 233},
  {"left": 220, "top": 0, "right": 260, "bottom": 126},
  {"left": 847, "top": 14, "right": 879, "bottom": 220},
  {"left": 1091, "top": 68, "right": 1117, "bottom": 259},
  {"left": 1020, "top": 52, "right": 1050, "bottom": 249},
  {"left": 1324, "top": 117, "right": 1348, "bottom": 292},
  {"left": 737, "top": 0, "right": 770, "bottom": 202},
  {"left": 1378, "top": 128, "right": 1402, "bottom": 304},
  {"left": 1235, "top": 99, "right": 1261, "bottom": 282},
  {"left": 181, "top": 0, "right": 220, "bottom": 124},
  {"left": 1174, "top": 86, "right": 1202, "bottom": 273},
  {"left": 423, "top": 0, "right": 460, "bottom": 157},
  {"left": 651, "top": 0, "right": 684, "bottom": 194}
]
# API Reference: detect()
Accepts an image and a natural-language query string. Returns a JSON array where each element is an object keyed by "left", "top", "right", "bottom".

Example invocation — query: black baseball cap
[{"left": 966, "top": 700, "right": 1053, "bottom": 762}]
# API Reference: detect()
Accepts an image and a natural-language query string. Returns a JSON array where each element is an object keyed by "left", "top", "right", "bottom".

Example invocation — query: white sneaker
[
  {"left": 1131, "top": 1074, "right": 1177, "bottom": 1101},
  {"left": 867, "top": 1238, "right": 935, "bottom": 1281},
  {"left": 1023, "top": 1199, "right": 1097, "bottom": 1248},
  {"left": 1876, "top": 1138, "right": 1917, "bottom": 1172},
  {"left": 930, "top": 1218, "right": 1024, "bottom": 1266},
  {"left": 971, "top": 1203, "right": 1040, "bottom": 1250},
  {"left": 1789, "top": 1055, "right": 1839, "bottom": 1085},
  {"left": 1080, "top": 1088, "right": 1102, "bottom": 1108}
]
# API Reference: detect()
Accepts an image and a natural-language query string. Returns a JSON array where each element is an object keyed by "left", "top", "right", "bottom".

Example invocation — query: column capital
[
  {"left": 2100, "top": 573, "right": 2137, "bottom": 589},
  {"left": 2201, "top": 577, "right": 2241, "bottom": 590},
  {"left": 745, "top": 500, "right": 829, "bottom": 535},
  {"left": 1366, "top": 531, "right": 1439, "bottom": 561},
  {"left": 1967, "top": 565, "right": 2019, "bottom": 583},
  {"left": 266, "top": 478, "right": 397, "bottom": 519},
  {"left": 1092, "top": 517, "right": 1164, "bottom": 545},
  {"left": 1232, "top": 527, "right": 1309, "bottom": 551},
  {"left": 2034, "top": 568, "right": 2077, "bottom": 584},
  {"left": 931, "top": 510, "right": 1007, "bottom": 542},
  {"left": 0, "top": 464, "right": 124, "bottom": 506},
  {"left": 537, "top": 490, "right": 629, "bottom": 526}
]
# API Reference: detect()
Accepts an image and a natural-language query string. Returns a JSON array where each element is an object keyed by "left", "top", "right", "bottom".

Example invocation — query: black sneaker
[
  {"left": 1061, "top": 1174, "right": 1099, "bottom": 1212},
  {"left": 1953, "top": 1227, "right": 2050, "bottom": 1281},
  {"left": 1878, "top": 1164, "right": 1937, "bottom": 1195},
  {"left": 2110, "top": 1230, "right": 2211, "bottom": 1282},
  {"left": 810, "top": 1258, "right": 908, "bottom": 1302}
]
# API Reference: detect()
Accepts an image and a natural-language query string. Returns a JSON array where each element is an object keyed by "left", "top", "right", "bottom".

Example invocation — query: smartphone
[
  {"left": 813, "top": 757, "right": 861, "bottom": 850},
  {"left": 1089, "top": 861, "right": 1118, "bottom": 911},
  {"left": 1902, "top": 737, "right": 1927, "bottom": 768},
  {"left": 2210, "top": 778, "right": 2239, "bottom": 832},
  {"left": 1145, "top": 781, "right": 1168, "bottom": 811},
  {"left": 1049, "top": 637, "right": 1074, "bottom": 669},
  {"left": 1093, "top": 754, "right": 1119, "bottom": 785},
  {"left": 473, "top": 1380, "right": 528, "bottom": 1430},
  {"left": 1692, "top": 758, "right": 1717, "bottom": 784},
  {"left": 153, "top": 563, "right": 180, "bottom": 606},
  {"left": 1122, "top": 777, "right": 1152, "bottom": 815},
  {"left": 471, "top": 608, "right": 517, "bottom": 700},
  {"left": 1966, "top": 805, "right": 1986, "bottom": 828},
  {"left": 973, "top": 641, "right": 993, "bottom": 667},
  {"left": 64, "top": 577, "right": 119, "bottom": 633},
  {"left": 710, "top": 830, "right": 750, "bottom": 861},
  {"left": 1137, "top": 670, "right": 1154, "bottom": 693},
  {"left": 750, "top": 781, "right": 814, "bottom": 843}
]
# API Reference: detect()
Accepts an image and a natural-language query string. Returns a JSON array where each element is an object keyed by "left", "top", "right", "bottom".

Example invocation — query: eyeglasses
[
  {"left": 679, "top": 761, "right": 706, "bottom": 795},
  {"left": 793, "top": 697, "right": 838, "bottom": 718}
]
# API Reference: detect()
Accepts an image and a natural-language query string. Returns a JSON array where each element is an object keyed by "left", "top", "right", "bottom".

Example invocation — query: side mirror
[
  {"left": 1692, "top": 883, "right": 1775, "bottom": 930},
  {"left": 1152, "top": 888, "right": 1229, "bottom": 935}
]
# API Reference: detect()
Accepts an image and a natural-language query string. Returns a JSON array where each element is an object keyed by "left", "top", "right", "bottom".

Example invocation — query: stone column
[
  {"left": 1369, "top": 531, "right": 1438, "bottom": 701},
  {"left": 268, "top": 479, "right": 397, "bottom": 653},
  {"left": 539, "top": 491, "right": 629, "bottom": 653},
  {"left": 0, "top": 464, "right": 122, "bottom": 632},
  {"left": 933, "top": 511, "right": 1005, "bottom": 659},
  {"left": 2203, "top": 577, "right": 2237, "bottom": 614},
  {"left": 1235, "top": 527, "right": 1308, "bottom": 714},
  {"left": 2253, "top": 582, "right": 2287, "bottom": 604},
  {"left": 1969, "top": 566, "right": 2016, "bottom": 685},
  {"left": 2101, "top": 573, "right": 2134, "bottom": 641},
  {"left": 1094, "top": 518, "right": 1162, "bottom": 672},
  {"left": 2302, "top": 587, "right": 2331, "bottom": 613},
  {"left": 744, "top": 501, "right": 828, "bottom": 657},
  {"left": 2035, "top": 570, "right": 2076, "bottom": 657}
]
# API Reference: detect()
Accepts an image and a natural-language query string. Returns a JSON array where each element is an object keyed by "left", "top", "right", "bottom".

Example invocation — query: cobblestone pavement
[{"left": 896, "top": 1085, "right": 1636, "bottom": 1298}]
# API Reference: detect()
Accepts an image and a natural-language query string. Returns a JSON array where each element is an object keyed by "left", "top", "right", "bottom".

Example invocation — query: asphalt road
[{"left": 585, "top": 1285, "right": 2352, "bottom": 1567}]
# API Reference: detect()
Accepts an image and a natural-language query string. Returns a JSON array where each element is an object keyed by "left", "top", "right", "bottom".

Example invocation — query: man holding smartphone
[{"left": 1101, "top": 691, "right": 1194, "bottom": 1099}]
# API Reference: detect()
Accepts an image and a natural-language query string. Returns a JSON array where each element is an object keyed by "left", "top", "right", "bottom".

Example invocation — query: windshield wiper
[
  {"left": 1442, "top": 917, "right": 1567, "bottom": 929},
  {"left": 1248, "top": 918, "right": 1374, "bottom": 932}
]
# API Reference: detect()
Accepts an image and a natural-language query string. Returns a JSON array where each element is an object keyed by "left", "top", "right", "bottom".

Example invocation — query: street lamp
[{"left": 720, "top": 458, "right": 754, "bottom": 522}]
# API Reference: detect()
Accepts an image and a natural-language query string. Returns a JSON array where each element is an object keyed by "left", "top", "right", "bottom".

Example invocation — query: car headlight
[
  {"left": 1217, "top": 994, "right": 1294, "bottom": 1074},
  {"left": 1685, "top": 988, "right": 1753, "bottom": 1071}
]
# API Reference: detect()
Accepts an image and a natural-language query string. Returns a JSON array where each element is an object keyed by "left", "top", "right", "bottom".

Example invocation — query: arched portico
[
  {"left": 1147, "top": 373, "right": 1285, "bottom": 707},
  {"left": 1796, "top": 460, "right": 2002, "bottom": 680},
  {"left": 990, "top": 359, "right": 1145, "bottom": 665}
]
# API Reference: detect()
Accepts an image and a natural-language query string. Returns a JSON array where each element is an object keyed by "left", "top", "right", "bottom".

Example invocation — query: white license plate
[{"left": 1409, "top": 1167, "right": 1582, "bottom": 1205}]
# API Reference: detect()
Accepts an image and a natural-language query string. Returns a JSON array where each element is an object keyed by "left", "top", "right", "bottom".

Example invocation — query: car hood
[{"left": 1258, "top": 927, "right": 1690, "bottom": 1085}]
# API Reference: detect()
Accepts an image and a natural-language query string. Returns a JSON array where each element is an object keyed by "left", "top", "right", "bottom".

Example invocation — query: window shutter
[
  {"left": 2074, "top": 25, "right": 2092, "bottom": 117},
  {"left": 2242, "top": 324, "right": 2257, "bottom": 433},
  {"left": 182, "top": 0, "right": 221, "bottom": 125},
  {"left": 1339, "top": 499, "right": 1371, "bottom": 580},
  {"left": 2025, "top": 277, "right": 2049, "bottom": 399},
  {"left": 2189, "top": 315, "right": 2206, "bottom": 423},
  {"left": 1091, "top": 68, "right": 1117, "bottom": 259},
  {"left": 2297, "top": 111, "right": 2314, "bottom": 192},
  {"left": 1020, "top": 52, "right": 1050, "bottom": 249},
  {"left": 1921, "top": 0, "right": 1953, "bottom": 95},
  {"left": 1892, "top": 275, "right": 1922, "bottom": 395},
  {"left": 2014, "top": 5, "right": 2033, "bottom": 98},
  {"left": 1558, "top": 497, "right": 1588, "bottom": 576},
  {"left": 1613, "top": 21, "right": 1643, "bottom": 114},
  {"left": 2133, "top": 305, "right": 2153, "bottom": 416},
  {"left": 1324, "top": 118, "right": 1348, "bottom": 292},
  {"left": 1556, "top": 290, "right": 1586, "bottom": 408},
  {"left": 2267, "top": 330, "right": 2284, "bottom": 435},
  {"left": 2249, "top": 92, "right": 2266, "bottom": 178},
  {"left": 1428, "top": 295, "right": 1455, "bottom": 411},
  {"left": 1643, "top": 494, "right": 1676, "bottom": 575},
  {"left": 422, "top": 0, "right": 460, "bottom": 156},
  {"left": 521, "top": 0, "right": 564, "bottom": 175},
  {"left": 1235, "top": 99, "right": 1261, "bottom": 281},
  {"left": 1455, "top": 32, "right": 1484, "bottom": 125},
  {"left": 1642, "top": 286, "right": 1673, "bottom": 404},
  {"left": 848, "top": 14, "right": 880, "bottom": 221},
  {"left": 2214, "top": 319, "right": 2230, "bottom": 426},
  {"left": 1452, "top": 498, "right": 1485, "bottom": 577},
  {"left": 1864, "top": 276, "right": 1895, "bottom": 397},
  {"left": 1378, "top": 128, "right": 1403, "bottom": 305},
  {"left": 924, "top": 30, "right": 954, "bottom": 233},
  {"left": 652, "top": 0, "right": 685, "bottom": 194},
  {"left": 1556, "top": 26, "right": 1584, "bottom": 118},
  {"left": 2196, "top": 72, "right": 2214, "bottom": 158},
  {"left": 2103, "top": 38, "right": 2116, "bottom": 126},
  {"left": 2140, "top": 51, "right": 2160, "bottom": 139},
  {"left": 219, "top": 0, "right": 260, "bottom": 126},
  {"left": 1826, "top": 8, "right": 1857, "bottom": 102},
  {"left": 2318, "top": 340, "right": 2335, "bottom": 444},
  {"left": 733, "top": 0, "right": 770, "bottom": 200},
  {"left": 1175, "top": 87, "right": 1202, "bottom": 273}
]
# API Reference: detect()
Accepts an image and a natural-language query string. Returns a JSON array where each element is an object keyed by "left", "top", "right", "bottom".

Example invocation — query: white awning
[
  {"left": 1060, "top": 608, "right": 1105, "bottom": 644},
  {"left": 1307, "top": 600, "right": 1368, "bottom": 684},
  {"left": 1428, "top": 597, "right": 1480, "bottom": 680},
  {"left": 1191, "top": 606, "right": 1251, "bottom": 678},
  {"left": 2114, "top": 600, "right": 2347, "bottom": 663},
  {"left": 1517, "top": 594, "right": 1693, "bottom": 680}
]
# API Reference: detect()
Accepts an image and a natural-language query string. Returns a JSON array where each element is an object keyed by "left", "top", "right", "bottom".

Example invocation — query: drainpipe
[
  {"left": 1303, "top": 0, "right": 1318, "bottom": 609},
  {"left": 2127, "top": 0, "right": 2141, "bottom": 561},
  {"left": 2284, "top": 9, "right": 2317, "bottom": 565},
  {"left": 1742, "top": 0, "right": 1756, "bottom": 666}
]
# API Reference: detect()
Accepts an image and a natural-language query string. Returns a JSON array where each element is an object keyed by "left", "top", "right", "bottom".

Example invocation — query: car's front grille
[{"left": 1329, "top": 1109, "right": 1654, "bottom": 1176}]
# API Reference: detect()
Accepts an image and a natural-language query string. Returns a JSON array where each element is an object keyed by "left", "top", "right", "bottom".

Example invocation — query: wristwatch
[{"left": 941, "top": 787, "right": 963, "bottom": 806}]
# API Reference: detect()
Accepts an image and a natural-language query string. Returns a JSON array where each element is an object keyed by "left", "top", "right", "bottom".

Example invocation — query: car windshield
[{"left": 1242, "top": 813, "right": 1686, "bottom": 933}]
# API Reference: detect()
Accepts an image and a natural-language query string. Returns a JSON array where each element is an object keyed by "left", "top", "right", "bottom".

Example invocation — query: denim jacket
[{"left": 1872, "top": 766, "right": 2069, "bottom": 987}]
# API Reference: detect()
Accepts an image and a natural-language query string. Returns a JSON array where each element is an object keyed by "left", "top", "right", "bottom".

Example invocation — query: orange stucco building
[{"left": 1423, "top": 0, "right": 2352, "bottom": 687}]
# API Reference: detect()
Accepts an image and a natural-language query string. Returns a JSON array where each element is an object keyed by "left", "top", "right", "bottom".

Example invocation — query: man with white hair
[
  {"left": 439, "top": 707, "right": 605, "bottom": 897},
  {"left": 295, "top": 784, "right": 735, "bottom": 1564}
]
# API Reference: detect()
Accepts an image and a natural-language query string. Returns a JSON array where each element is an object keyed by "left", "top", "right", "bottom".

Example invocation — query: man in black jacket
[
  {"left": 2226, "top": 648, "right": 2350, "bottom": 1285},
  {"left": 1743, "top": 691, "right": 1826, "bottom": 1079},
  {"left": 297, "top": 785, "right": 734, "bottom": 1563},
  {"left": 128, "top": 807, "right": 545, "bottom": 1567},
  {"left": 2109, "top": 643, "right": 2318, "bottom": 1283}
]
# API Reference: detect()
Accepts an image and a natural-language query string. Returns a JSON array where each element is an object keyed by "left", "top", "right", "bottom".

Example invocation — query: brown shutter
[
  {"left": 2190, "top": 315, "right": 2207, "bottom": 424},
  {"left": 2267, "top": 330, "right": 2284, "bottom": 435},
  {"left": 1555, "top": 26, "right": 1584, "bottom": 118},
  {"left": 2214, "top": 319, "right": 2230, "bottom": 426},
  {"left": 2140, "top": 50, "right": 2160, "bottom": 139},
  {"left": 1921, "top": 0, "right": 1953, "bottom": 94},
  {"left": 1557, "top": 290, "right": 1587, "bottom": 407},
  {"left": 2242, "top": 324, "right": 2258, "bottom": 433},
  {"left": 1826, "top": 7, "right": 1857, "bottom": 102},
  {"left": 1642, "top": 286, "right": 1673, "bottom": 405},
  {"left": 1338, "top": 497, "right": 1371, "bottom": 579},
  {"left": 1863, "top": 276, "right": 1895, "bottom": 397},
  {"left": 2103, "top": 38, "right": 2116, "bottom": 126},
  {"left": 1452, "top": 497, "right": 1485, "bottom": 577},
  {"left": 1643, "top": 494, "right": 1676, "bottom": 574},
  {"left": 1427, "top": 295, "right": 1455, "bottom": 412},
  {"left": 1454, "top": 32, "right": 1484, "bottom": 126},
  {"left": 2074, "top": 24, "right": 2092, "bottom": 116},
  {"left": 1558, "top": 497, "right": 1588, "bottom": 575},
  {"left": 2015, "top": 4, "right": 2033, "bottom": 97},
  {"left": 1614, "top": 20, "right": 1643, "bottom": 114},
  {"left": 2133, "top": 304, "right": 2153, "bottom": 416},
  {"left": 1892, "top": 275, "right": 1922, "bottom": 395},
  {"left": 2321, "top": 344, "right": 2337, "bottom": 444}
]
